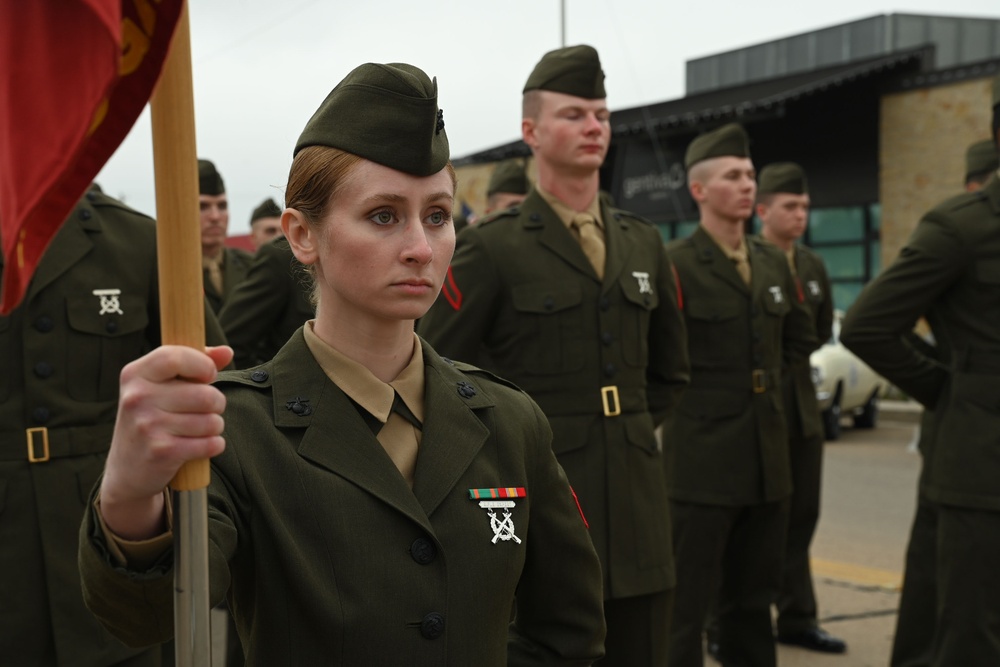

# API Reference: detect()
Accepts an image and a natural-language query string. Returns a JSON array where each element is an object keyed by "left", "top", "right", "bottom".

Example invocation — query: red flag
[{"left": 0, "top": 0, "right": 183, "bottom": 314}]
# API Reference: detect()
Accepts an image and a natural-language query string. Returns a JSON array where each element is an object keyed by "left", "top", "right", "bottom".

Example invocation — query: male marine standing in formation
[
  {"left": 662, "top": 124, "right": 817, "bottom": 667},
  {"left": 198, "top": 159, "right": 252, "bottom": 313},
  {"left": 419, "top": 45, "right": 689, "bottom": 666},
  {"left": 842, "top": 76, "right": 1000, "bottom": 667},
  {"left": 753, "top": 163, "right": 843, "bottom": 654}
]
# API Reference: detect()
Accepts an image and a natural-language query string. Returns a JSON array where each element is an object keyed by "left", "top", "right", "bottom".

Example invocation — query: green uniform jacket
[
  {"left": 205, "top": 246, "right": 253, "bottom": 314},
  {"left": 417, "top": 190, "right": 690, "bottom": 599},
  {"left": 80, "top": 332, "right": 606, "bottom": 666},
  {"left": 755, "top": 239, "right": 834, "bottom": 440},
  {"left": 841, "top": 174, "right": 1000, "bottom": 511},
  {"left": 0, "top": 190, "right": 226, "bottom": 666},
  {"left": 218, "top": 237, "right": 314, "bottom": 368},
  {"left": 663, "top": 227, "right": 819, "bottom": 506}
]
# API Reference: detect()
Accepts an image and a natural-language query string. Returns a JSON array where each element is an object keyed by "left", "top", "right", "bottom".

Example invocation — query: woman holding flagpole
[{"left": 79, "top": 62, "right": 605, "bottom": 665}]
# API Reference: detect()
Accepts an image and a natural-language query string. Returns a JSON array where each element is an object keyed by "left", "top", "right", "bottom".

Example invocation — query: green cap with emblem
[
  {"left": 758, "top": 162, "right": 808, "bottom": 196},
  {"left": 295, "top": 62, "right": 449, "bottom": 177},
  {"left": 523, "top": 45, "right": 606, "bottom": 99},
  {"left": 198, "top": 159, "right": 225, "bottom": 195},
  {"left": 250, "top": 198, "right": 282, "bottom": 223},
  {"left": 684, "top": 123, "right": 751, "bottom": 169},
  {"left": 966, "top": 139, "right": 999, "bottom": 178},
  {"left": 487, "top": 159, "right": 530, "bottom": 197}
]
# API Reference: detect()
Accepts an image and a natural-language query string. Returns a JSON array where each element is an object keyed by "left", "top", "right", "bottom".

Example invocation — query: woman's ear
[{"left": 282, "top": 208, "right": 318, "bottom": 266}]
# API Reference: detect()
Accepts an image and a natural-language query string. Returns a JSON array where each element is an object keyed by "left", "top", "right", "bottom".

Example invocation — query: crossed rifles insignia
[{"left": 469, "top": 487, "right": 526, "bottom": 545}]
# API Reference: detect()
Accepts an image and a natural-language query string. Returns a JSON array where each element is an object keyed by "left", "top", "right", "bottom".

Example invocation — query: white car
[{"left": 809, "top": 310, "right": 883, "bottom": 440}]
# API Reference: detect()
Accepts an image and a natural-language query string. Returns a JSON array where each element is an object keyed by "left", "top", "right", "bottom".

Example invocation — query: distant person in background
[
  {"left": 199, "top": 159, "right": 252, "bottom": 313},
  {"left": 484, "top": 158, "right": 530, "bottom": 214},
  {"left": 248, "top": 197, "right": 284, "bottom": 250},
  {"left": 754, "top": 163, "right": 842, "bottom": 655},
  {"left": 964, "top": 138, "right": 998, "bottom": 192}
]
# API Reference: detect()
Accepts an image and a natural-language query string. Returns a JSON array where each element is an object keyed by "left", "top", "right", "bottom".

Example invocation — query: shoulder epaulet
[
  {"left": 86, "top": 189, "right": 154, "bottom": 221},
  {"left": 215, "top": 365, "right": 273, "bottom": 389},
  {"left": 441, "top": 357, "right": 526, "bottom": 394},
  {"left": 932, "top": 190, "right": 987, "bottom": 215},
  {"left": 476, "top": 206, "right": 521, "bottom": 228},
  {"left": 607, "top": 207, "right": 655, "bottom": 227}
]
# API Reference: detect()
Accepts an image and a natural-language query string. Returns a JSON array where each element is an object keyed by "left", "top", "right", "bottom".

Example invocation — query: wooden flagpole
[{"left": 148, "top": 2, "right": 212, "bottom": 665}]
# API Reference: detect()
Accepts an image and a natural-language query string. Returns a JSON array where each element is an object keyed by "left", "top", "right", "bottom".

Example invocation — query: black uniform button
[
  {"left": 33, "top": 362, "right": 54, "bottom": 379},
  {"left": 78, "top": 208, "right": 92, "bottom": 220},
  {"left": 457, "top": 382, "right": 476, "bottom": 398},
  {"left": 409, "top": 538, "right": 436, "bottom": 565},
  {"left": 34, "top": 316, "right": 54, "bottom": 333},
  {"left": 86, "top": 191, "right": 97, "bottom": 202},
  {"left": 599, "top": 297, "right": 610, "bottom": 312},
  {"left": 105, "top": 320, "right": 118, "bottom": 334},
  {"left": 601, "top": 332, "right": 613, "bottom": 345},
  {"left": 543, "top": 297, "right": 555, "bottom": 311},
  {"left": 250, "top": 370, "right": 269, "bottom": 383},
  {"left": 32, "top": 407, "right": 51, "bottom": 424},
  {"left": 644, "top": 296, "right": 651, "bottom": 306},
  {"left": 604, "top": 363, "right": 617, "bottom": 378},
  {"left": 529, "top": 213, "right": 541, "bottom": 222},
  {"left": 420, "top": 613, "right": 445, "bottom": 640}
]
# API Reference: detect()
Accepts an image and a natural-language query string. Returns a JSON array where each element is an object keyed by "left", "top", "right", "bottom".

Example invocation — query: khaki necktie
[
  {"left": 376, "top": 393, "right": 421, "bottom": 488},
  {"left": 571, "top": 213, "right": 606, "bottom": 279},
  {"left": 731, "top": 247, "right": 751, "bottom": 286},
  {"left": 203, "top": 254, "right": 224, "bottom": 295}
]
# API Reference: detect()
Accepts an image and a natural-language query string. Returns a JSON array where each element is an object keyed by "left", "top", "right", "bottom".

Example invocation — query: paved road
[{"left": 704, "top": 411, "right": 924, "bottom": 666}]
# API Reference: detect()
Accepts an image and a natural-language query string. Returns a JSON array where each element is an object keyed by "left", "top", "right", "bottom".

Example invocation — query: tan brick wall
[{"left": 879, "top": 78, "right": 993, "bottom": 270}]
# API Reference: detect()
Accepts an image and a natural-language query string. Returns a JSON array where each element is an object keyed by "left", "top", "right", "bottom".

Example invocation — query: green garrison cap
[
  {"left": 487, "top": 159, "right": 530, "bottom": 196},
  {"left": 523, "top": 45, "right": 606, "bottom": 99},
  {"left": 250, "top": 198, "right": 282, "bottom": 223},
  {"left": 966, "top": 139, "right": 999, "bottom": 177},
  {"left": 294, "top": 63, "right": 449, "bottom": 177},
  {"left": 198, "top": 159, "right": 225, "bottom": 195},
  {"left": 758, "top": 162, "right": 808, "bottom": 196},
  {"left": 684, "top": 123, "right": 751, "bottom": 169}
]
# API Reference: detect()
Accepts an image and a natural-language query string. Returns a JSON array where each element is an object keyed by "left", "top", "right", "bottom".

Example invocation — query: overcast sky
[{"left": 95, "top": 0, "right": 1000, "bottom": 235}]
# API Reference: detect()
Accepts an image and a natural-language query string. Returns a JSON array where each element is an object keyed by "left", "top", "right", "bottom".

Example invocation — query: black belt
[
  {"left": 693, "top": 368, "right": 780, "bottom": 394},
  {"left": 0, "top": 423, "right": 115, "bottom": 463}
]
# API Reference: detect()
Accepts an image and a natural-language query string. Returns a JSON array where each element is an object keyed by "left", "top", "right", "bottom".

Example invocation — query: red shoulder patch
[
  {"left": 671, "top": 263, "right": 683, "bottom": 310},
  {"left": 570, "top": 486, "right": 589, "bottom": 529},
  {"left": 794, "top": 276, "right": 804, "bottom": 303},
  {"left": 442, "top": 265, "right": 462, "bottom": 311}
]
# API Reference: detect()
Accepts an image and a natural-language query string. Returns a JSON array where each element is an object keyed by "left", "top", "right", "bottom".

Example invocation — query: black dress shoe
[{"left": 776, "top": 627, "right": 847, "bottom": 653}]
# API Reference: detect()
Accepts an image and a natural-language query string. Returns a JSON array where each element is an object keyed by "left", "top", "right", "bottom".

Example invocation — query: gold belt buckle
[
  {"left": 601, "top": 385, "right": 621, "bottom": 417},
  {"left": 26, "top": 427, "right": 50, "bottom": 463},
  {"left": 752, "top": 369, "right": 767, "bottom": 394}
]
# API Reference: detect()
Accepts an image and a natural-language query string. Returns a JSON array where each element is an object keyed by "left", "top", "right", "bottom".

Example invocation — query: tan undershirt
[
  {"left": 703, "top": 227, "right": 752, "bottom": 285},
  {"left": 536, "top": 185, "right": 605, "bottom": 237}
]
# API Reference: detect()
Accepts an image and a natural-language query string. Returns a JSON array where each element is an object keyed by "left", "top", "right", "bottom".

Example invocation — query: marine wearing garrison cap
[
  {"left": 665, "top": 122, "right": 819, "bottom": 666},
  {"left": 684, "top": 123, "right": 751, "bottom": 168},
  {"left": 295, "top": 62, "right": 448, "bottom": 176},
  {"left": 484, "top": 159, "right": 531, "bottom": 215},
  {"left": 420, "top": 43, "right": 688, "bottom": 667},
  {"left": 251, "top": 198, "right": 282, "bottom": 224},
  {"left": 522, "top": 44, "right": 606, "bottom": 98},
  {"left": 758, "top": 162, "right": 808, "bottom": 196},
  {"left": 198, "top": 158, "right": 252, "bottom": 314}
]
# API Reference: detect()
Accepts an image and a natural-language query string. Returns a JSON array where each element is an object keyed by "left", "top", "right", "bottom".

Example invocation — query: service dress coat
[
  {"left": 841, "top": 174, "right": 1000, "bottom": 511},
  {"left": 662, "top": 227, "right": 818, "bottom": 506},
  {"left": 417, "top": 190, "right": 690, "bottom": 599},
  {"left": 79, "top": 332, "right": 606, "bottom": 666},
  {"left": 219, "top": 237, "right": 314, "bottom": 368},
  {"left": 0, "top": 189, "right": 225, "bottom": 666},
  {"left": 204, "top": 246, "right": 253, "bottom": 315}
]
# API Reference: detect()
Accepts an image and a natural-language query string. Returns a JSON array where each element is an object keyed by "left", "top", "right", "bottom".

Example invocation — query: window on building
[{"left": 804, "top": 204, "right": 880, "bottom": 311}]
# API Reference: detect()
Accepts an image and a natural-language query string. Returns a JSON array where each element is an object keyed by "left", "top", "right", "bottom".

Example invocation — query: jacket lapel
[
  {"left": 600, "top": 206, "right": 631, "bottom": 294},
  {"left": 271, "top": 333, "right": 433, "bottom": 531},
  {"left": 522, "top": 192, "right": 600, "bottom": 282},
  {"left": 692, "top": 226, "right": 749, "bottom": 296},
  {"left": 27, "top": 206, "right": 96, "bottom": 301},
  {"left": 412, "top": 341, "right": 492, "bottom": 517}
]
